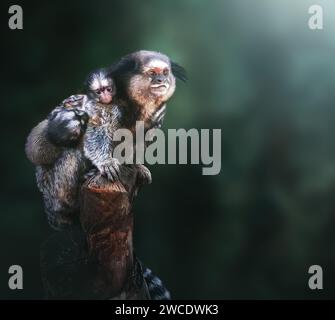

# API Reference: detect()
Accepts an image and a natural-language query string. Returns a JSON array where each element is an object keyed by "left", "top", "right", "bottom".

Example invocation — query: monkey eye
[
  {"left": 106, "top": 87, "right": 112, "bottom": 92},
  {"left": 163, "top": 69, "right": 169, "bottom": 76},
  {"left": 148, "top": 70, "right": 156, "bottom": 77},
  {"left": 95, "top": 89, "right": 101, "bottom": 94}
]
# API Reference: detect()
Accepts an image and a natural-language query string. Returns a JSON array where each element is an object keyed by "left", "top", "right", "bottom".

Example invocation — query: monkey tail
[{"left": 142, "top": 265, "right": 171, "bottom": 300}]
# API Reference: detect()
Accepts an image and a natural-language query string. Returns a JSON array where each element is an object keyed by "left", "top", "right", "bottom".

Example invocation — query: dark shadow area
[{"left": 1, "top": 0, "right": 335, "bottom": 299}]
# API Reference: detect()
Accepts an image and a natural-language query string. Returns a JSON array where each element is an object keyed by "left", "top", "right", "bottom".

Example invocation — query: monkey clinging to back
[
  {"left": 85, "top": 50, "right": 187, "bottom": 181},
  {"left": 25, "top": 50, "right": 186, "bottom": 230},
  {"left": 25, "top": 68, "right": 119, "bottom": 230}
]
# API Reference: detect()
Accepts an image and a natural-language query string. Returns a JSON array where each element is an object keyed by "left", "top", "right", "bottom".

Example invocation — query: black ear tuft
[
  {"left": 171, "top": 61, "right": 187, "bottom": 82},
  {"left": 109, "top": 56, "right": 137, "bottom": 78}
]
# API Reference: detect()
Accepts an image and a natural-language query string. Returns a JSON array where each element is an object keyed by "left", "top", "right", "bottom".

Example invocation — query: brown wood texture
[
  {"left": 79, "top": 169, "right": 149, "bottom": 299},
  {"left": 40, "top": 167, "right": 150, "bottom": 299}
]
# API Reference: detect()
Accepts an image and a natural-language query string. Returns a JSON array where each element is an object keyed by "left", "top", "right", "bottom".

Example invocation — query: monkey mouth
[{"left": 150, "top": 84, "right": 169, "bottom": 94}]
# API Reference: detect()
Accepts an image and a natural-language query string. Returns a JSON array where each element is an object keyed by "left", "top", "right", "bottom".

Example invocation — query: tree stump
[{"left": 40, "top": 167, "right": 150, "bottom": 299}]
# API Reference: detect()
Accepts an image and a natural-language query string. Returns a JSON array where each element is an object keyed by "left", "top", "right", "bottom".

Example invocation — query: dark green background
[{"left": 1, "top": 0, "right": 335, "bottom": 299}]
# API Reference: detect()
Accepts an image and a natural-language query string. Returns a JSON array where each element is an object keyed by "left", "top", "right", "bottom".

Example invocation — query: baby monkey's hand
[{"left": 47, "top": 97, "right": 89, "bottom": 147}]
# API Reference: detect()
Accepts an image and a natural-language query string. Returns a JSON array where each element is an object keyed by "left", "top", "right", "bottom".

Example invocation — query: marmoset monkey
[
  {"left": 26, "top": 51, "right": 186, "bottom": 230},
  {"left": 110, "top": 50, "right": 186, "bottom": 131},
  {"left": 25, "top": 69, "right": 117, "bottom": 230},
  {"left": 83, "top": 50, "right": 187, "bottom": 183}
]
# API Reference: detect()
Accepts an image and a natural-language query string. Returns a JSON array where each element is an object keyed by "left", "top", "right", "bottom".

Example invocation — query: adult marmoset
[
  {"left": 83, "top": 50, "right": 187, "bottom": 184},
  {"left": 26, "top": 51, "right": 186, "bottom": 230},
  {"left": 109, "top": 50, "right": 186, "bottom": 132},
  {"left": 83, "top": 50, "right": 188, "bottom": 181}
]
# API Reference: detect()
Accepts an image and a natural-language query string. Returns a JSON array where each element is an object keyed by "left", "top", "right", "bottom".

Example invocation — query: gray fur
[
  {"left": 83, "top": 103, "right": 123, "bottom": 181},
  {"left": 36, "top": 149, "right": 89, "bottom": 230},
  {"left": 26, "top": 96, "right": 93, "bottom": 230},
  {"left": 25, "top": 120, "right": 62, "bottom": 166},
  {"left": 26, "top": 93, "right": 126, "bottom": 229}
]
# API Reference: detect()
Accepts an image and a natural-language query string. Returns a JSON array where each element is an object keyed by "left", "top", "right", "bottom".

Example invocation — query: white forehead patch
[
  {"left": 146, "top": 59, "right": 169, "bottom": 70},
  {"left": 100, "top": 79, "right": 110, "bottom": 87},
  {"left": 90, "top": 72, "right": 112, "bottom": 91}
]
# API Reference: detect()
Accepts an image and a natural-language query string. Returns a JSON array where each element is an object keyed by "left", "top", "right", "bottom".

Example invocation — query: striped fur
[{"left": 143, "top": 266, "right": 171, "bottom": 300}]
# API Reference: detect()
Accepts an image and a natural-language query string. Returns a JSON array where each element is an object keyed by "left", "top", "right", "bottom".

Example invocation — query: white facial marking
[
  {"left": 90, "top": 73, "right": 112, "bottom": 91},
  {"left": 144, "top": 59, "right": 169, "bottom": 71},
  {"left": 90, "top": 78, "right": 101, "bottom": 91},
  {"left": 100, "top": 79, "right": 110, "bottom": 87}
]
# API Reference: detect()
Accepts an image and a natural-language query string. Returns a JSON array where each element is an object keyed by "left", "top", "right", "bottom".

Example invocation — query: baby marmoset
[{"left": 26, "top": 68, "right": 122, "bottom": 230}]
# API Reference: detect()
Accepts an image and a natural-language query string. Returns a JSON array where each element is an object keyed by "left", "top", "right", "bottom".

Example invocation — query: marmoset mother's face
[{"left": 128, "top": 57, "right": 176, "bottom": 104}]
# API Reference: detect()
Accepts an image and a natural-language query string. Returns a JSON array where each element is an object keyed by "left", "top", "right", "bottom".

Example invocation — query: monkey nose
[{"left": 154, "top": 76, "right": 165, "bottom": 84}]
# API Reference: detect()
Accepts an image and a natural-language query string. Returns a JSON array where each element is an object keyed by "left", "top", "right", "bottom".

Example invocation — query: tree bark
[
  {"left": 80, "top": 170, "right": 149, "bottom": 299},
  {"left": 40, "top": 167, "right": 150, "bottom": 299}
]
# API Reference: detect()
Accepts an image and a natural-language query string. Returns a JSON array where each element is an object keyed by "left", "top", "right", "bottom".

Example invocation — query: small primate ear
[{"left": 171, "top": 61, "right": 187, "bottom": 82}]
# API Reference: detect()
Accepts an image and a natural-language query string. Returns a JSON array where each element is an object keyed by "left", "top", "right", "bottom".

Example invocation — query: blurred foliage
[{"left": 1, "top": 0, "right": 335, "bottom": 298}]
